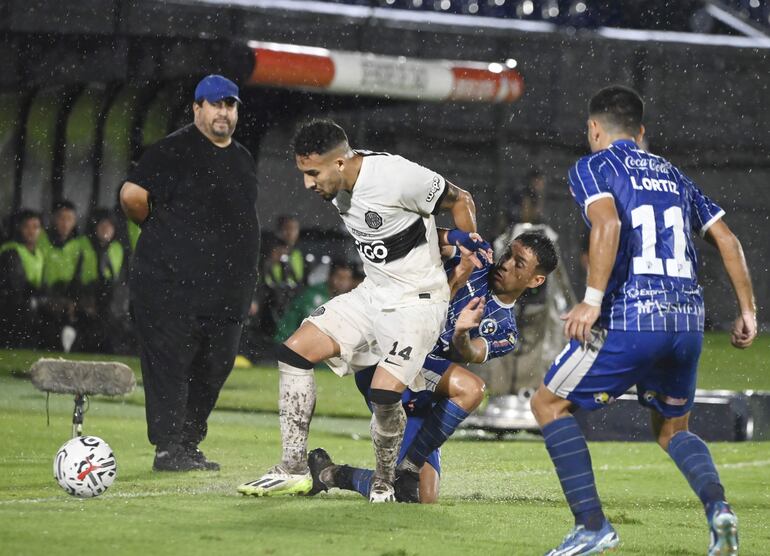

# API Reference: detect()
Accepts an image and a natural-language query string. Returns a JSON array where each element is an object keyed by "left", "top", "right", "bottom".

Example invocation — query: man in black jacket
[{"left": 120, "top": 75, "right": 261, "bottom": 471}]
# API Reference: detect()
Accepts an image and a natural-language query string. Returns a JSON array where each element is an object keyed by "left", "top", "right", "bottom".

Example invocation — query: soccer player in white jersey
[
  {"left": 530, "top": 86, "right": 756, "bottom": 555},
  {"left": 238, "top": 119, "right": 479, "bottom": 502}
]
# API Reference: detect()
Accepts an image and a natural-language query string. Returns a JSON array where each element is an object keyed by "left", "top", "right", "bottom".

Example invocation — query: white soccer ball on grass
[{"left": 53, "top": 436, "right": 117, "bottom": 498}]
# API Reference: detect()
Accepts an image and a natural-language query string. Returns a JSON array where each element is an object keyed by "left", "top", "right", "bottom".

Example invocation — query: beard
[{"left": 210, "top": 118, "right": 235, "bottom": 138}]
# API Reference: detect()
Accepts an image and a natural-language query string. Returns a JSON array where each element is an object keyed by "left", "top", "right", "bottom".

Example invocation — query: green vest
[
  {"left": 0, "top": 242, "right": 44, "bottom": 289},
  {"left": 273, "top": 283, "right": 330, "bottom": 343},
  {"left": 127, "top": 219, "right": 141, "bottom": 252},
  {"left": 37, "top": 230, "right": 83, "bottom": 288},
  {"left": 76, "top": 237, "right": 124, "bottom": 285},
  {"left": 266, "top": 248, "right": 305, "bottom": 288}
]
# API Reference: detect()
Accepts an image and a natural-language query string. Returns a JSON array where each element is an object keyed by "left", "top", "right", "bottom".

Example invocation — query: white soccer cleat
[
  {"left": 708, "top": 502, "right": 739, "bottom": 556},
  {"left": 237, "top": 465, "right": 312, "bottom": 497},
  {"left": 368, "top": 477, "right": 396, "bottom": 503}
]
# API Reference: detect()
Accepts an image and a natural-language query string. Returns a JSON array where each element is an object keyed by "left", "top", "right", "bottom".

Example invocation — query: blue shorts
[{"left": 544, "top": 329, "right": 703, "bottom": 418}]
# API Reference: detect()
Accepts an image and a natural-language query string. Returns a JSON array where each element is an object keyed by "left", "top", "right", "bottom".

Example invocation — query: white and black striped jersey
[{"left": 333, "top": 151, "right": 450, "bottom": 306}]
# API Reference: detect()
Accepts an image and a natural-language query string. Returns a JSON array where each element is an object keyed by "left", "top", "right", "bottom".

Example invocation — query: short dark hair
[
  {"left": 277, "top": 214, "right": 299, "bottom": 228},
  {"left": 514, "top": 231, "right": 558, "bottom": 274},
  {"left": 12, "top": 209, "right": 41, "bottom": 242},
  {"left": 292, "top": 119, "right": 349, "bottom": 157},
  {"left": 52, "top": 199, "right": 76, "bottom": 213},
  {"left": 86, "top": 208, "right": 114, "bottom": 237},
  {"left": 329, "top": 259, "right": 353, "bottom": 275},
  {"left": 588, "top": 85, "right": 644, "bottom": 135}
]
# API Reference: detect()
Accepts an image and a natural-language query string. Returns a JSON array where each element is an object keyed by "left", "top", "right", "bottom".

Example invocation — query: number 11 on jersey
[{"left": 631, "top": 204, "right": 692, "bottom": 279}]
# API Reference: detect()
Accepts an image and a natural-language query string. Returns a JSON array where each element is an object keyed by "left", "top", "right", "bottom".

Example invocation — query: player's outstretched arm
[
  {"left": 120, "top": 182, "right": 151, "bottom": 225},
  {"left": 449, "top": 297, "right": 488, "bottom": 363},
  {"left": 438, "top": 181, "right": 476, "bottom": 232},
  {"left": 704, "top": 219, "right": 757, "bottom": 349},
  {"left": 561, "top": 197, "right": 620, "bottom": 344}
]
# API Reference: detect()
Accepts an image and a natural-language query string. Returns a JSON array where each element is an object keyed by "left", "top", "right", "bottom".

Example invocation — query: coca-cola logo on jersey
[
  {"left": 356, "top": 239, "right": 389, "bottom": 263},
  {"left": 624, "top": 156, "right": 671, "bottom": 174}
]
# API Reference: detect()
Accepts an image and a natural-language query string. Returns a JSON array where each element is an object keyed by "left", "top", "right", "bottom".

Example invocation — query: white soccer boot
[
  {"left": 369, "top": 477, "right": 396, "bottom": 503},
  {"left": 237, "top": 464, "right": 312, "bottom": 497}
]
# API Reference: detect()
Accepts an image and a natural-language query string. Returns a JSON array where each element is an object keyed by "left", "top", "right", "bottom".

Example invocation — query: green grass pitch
[{"left": 1, "top": 332, "right": 769, "bottom": 555}]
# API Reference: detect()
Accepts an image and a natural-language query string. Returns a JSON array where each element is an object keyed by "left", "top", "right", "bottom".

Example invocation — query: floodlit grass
[{"left": 1, "top": 333, "right": 769, "bottom": 555}]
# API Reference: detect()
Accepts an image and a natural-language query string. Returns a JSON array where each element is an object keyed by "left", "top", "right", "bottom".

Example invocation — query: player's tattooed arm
[
  {"left": 438, "top": 181, "right": 477, "bottom": 233},
  {"left": 449, "top": 297, "right": 488, "bottom": 364}
]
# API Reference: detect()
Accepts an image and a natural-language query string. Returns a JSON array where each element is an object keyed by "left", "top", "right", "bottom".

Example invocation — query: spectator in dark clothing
[
  {"left": 120, "top": 75, "right": 260, "bottom": 472},
  {"left": 0, "top": 210, "right": 44, "bottom": 348}
]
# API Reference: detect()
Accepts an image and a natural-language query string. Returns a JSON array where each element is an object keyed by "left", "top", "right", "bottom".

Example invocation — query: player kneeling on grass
[{"left": 308, "top": 231, "right": 558, "bottom": 503}]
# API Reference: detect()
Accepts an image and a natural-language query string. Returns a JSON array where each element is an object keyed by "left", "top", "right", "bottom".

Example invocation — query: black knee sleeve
[
  {"left": 369, "top": 388, "right": 402, "bottom": 405},
  {"left": 275, "top": 343, "right": 314, "bottom": 370}
]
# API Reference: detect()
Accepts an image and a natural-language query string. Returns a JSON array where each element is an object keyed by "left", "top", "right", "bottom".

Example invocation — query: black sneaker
[
  {"left": 307, "top": 448, "right": 334, "bottom": 495},
  {"left": 394, "top": 468, "right": 420, "bottom": 503},
  {"left": 184, "top": 445, "right": 220, "bottom": 471},
  {"left": 153, "top": 444, "right": 206, "bottom": 472}
]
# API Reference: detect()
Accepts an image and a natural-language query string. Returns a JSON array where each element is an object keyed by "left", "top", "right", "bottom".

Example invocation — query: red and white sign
[{"left": 247, "top": 41, "right": 524, "bottom": 103}]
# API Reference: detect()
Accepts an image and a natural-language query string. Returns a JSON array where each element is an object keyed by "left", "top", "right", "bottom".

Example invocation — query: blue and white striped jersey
[
  {"left": 429, "top": 253, "right": 518, "bottom": 362},
  {"left": 569, "top": 139, "right": 724, "bottom": 332}
]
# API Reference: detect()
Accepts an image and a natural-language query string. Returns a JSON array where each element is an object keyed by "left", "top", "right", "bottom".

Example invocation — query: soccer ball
[{"left": 53, "top": 436, "right": 117, "bottom": 498}]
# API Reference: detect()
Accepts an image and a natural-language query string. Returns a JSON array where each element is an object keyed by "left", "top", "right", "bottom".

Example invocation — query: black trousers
[{"left": 131, "top": 299, "right": 243, "bottom": 449}]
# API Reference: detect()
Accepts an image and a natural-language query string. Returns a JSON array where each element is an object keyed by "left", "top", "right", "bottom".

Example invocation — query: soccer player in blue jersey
[
  {"left": 309, "top": 231, "right": 558, "bottom": 503},
  {"left": 530, "top": 85, "right": 757, "bottom": 556}
]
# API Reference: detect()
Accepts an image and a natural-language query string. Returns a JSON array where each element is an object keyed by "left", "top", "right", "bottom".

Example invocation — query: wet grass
[{"left": 1, "top": 335, "right": 769, "bottom": 555}]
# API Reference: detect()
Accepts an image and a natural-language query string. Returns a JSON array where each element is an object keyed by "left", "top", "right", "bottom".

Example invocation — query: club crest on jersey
[
  {"left": 593, "top": 392, "right": 614, "bottom": 405},
  {"left": 364, "top": 211, "right": 383, "bottom": 230},
  {"left": 479, "top": 318, "right": 498, "bottom": 336}
]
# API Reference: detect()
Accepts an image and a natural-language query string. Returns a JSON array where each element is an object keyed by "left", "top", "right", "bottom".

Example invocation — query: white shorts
[{"left": 304, "top": 282, "right": 447, "bottom": 387}]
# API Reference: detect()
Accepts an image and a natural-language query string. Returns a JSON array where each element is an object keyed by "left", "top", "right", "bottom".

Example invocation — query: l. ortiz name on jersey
[
  {"left": 569, "top": 139, "right": 724, "bottom": 332},
  {"left": 333, "top": 151, "right": 451, "bottom": 304},
  {"left": 430, "top": 253, "right": 518, "bottom": 363}
]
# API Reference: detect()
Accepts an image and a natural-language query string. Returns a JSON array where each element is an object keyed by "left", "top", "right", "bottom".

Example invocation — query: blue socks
[
  {"left": 668, "top": 431, "right": 725, "bottom": 516},
  {"left": 405, "top": 398, "right": 469, "bottom": 467},
  {"left": 543, "top": 416, "right": 606, "bottom": 531},
  {"left": 351, "top": 468, "right": 374, "bottom": 498}
]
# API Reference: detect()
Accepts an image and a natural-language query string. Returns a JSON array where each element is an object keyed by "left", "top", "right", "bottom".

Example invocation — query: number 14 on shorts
[{"left": 388, "top": 341, "right": 413, "bottom": 362}]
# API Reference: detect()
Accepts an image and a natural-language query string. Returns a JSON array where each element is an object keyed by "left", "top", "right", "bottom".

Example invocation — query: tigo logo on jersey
[
  {"left": 356, "top": 239, "right": 388, "bottom": 263},
  {"left": 425, "top": 176, "right": 442, "bottom": 203},
  {"left": 364, "top": 211, "right": 383, "bottom": 230},
  {"left": 479, "top": 318, "right": 498, "bottom": 335}
]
